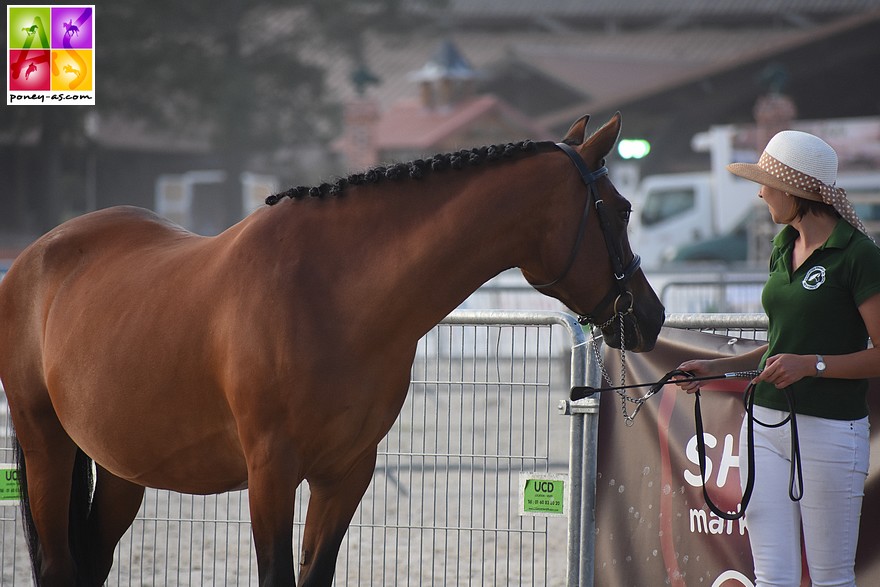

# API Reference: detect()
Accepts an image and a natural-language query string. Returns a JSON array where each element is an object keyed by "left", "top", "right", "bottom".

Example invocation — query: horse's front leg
[
  {"left": 298, "top": 447, "right": 379, "bottom": 587},
  {"left": 247, "top": 453, "right": 302, "bottom": 587}
]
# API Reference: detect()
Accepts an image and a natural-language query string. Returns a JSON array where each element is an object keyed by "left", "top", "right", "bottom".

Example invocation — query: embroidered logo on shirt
[{"left": 803, "top": 265, "right": 826, "bottom": 290}]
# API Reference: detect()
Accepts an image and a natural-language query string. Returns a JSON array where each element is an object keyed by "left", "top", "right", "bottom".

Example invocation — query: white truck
[
  {"left": 628, "top": 124, "right": 759, "bottom": 269},
  {"left": 629, "top": 117, "right": 880, "bottom": 269}
]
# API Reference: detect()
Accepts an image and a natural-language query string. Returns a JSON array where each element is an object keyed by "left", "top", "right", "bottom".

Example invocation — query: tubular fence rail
[
  {"left": 456, "top": 268, "right": 769, "bottom": 314},
  {"left": 659, "top": 280, "right": 767, "bottom": 314}
]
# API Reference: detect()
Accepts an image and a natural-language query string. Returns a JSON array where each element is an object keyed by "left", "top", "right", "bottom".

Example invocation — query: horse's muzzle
[{"left": 601, "top": 304, "right": 664, "bottom": 352}]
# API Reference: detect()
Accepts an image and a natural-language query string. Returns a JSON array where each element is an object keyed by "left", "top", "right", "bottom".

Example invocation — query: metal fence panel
[
  {"left": 660, "top": 281, "right": 766, "bottom": 314},
  {"left": 1, "top": 311, "right": 583, "bottom": 586}
]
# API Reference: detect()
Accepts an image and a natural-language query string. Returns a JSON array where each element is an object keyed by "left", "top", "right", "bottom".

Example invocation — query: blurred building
[
  {"left": 335, "top": 40, "right": 552, "bottom": 169},
  {"left": 3, "top": 1, "right": 880, "bottom": 254},
  {"left": 325, "top": 2, "right": 880, "bottom": 176}
]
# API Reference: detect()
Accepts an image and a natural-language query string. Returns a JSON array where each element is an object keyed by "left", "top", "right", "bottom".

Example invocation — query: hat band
[{"left": 759, "top": 152, "right": 871, "bottom": 237}]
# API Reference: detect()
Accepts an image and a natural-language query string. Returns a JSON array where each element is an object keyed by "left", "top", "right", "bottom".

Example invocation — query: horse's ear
[
  {"left": 561, "top": 115, "right": 591, "bottom": 145},
  {"left": 583, "top": 112, "right": 622, "bottom": 159}
]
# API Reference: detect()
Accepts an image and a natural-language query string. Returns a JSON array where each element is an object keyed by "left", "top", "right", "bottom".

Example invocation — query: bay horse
[{"left": 0, "top": 113, "right": 664, "bottom": 586}]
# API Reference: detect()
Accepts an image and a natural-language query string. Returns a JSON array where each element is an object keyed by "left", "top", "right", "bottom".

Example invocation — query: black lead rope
[
  {"left": 697, "top": 382, "right": 803, "bottom": 520},
  {"left": 696, "top": 382, "right": 755, "bottom": 521},
  {"left": 572, "top": 369, "right": 804, "bottom": 520}
]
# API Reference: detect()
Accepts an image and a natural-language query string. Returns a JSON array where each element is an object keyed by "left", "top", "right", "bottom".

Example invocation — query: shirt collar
[{"left": 773, "top": 217, "right": 855, "bottom": 251}]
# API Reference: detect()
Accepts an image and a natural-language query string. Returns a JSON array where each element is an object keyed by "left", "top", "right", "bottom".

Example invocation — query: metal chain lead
[{"left": 588, "top": 310, "right": 651, "bottom": 426}]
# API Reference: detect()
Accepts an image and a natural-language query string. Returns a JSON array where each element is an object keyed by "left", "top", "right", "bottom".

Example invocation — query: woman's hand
[
  {"left": 671, "top": 360, "right": 715, "bottom": 394},
  {"left": 757, "top": 354, "right": 815, "bottom": 388}
]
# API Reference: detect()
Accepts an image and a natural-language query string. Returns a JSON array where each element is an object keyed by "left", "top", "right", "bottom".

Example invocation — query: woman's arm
[
  {"left": 758, "top": 292, "right": 880, "bottom": 388},
  {"left": 673, "top": 344, "right": 768, "bottom": 393}
]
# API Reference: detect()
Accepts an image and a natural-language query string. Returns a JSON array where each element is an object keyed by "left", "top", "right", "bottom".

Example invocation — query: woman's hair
[{"left": 793, "top": 195, "right": 839, "bottom": 221}]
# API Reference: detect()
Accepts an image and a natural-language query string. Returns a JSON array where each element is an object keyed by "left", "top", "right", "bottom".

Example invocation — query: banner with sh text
[
  {"left": 7, "top": 5, "right": 95, "bottom": 105},
  {"left": 595, "top": 327, "right": 880, "bottom": 586}
]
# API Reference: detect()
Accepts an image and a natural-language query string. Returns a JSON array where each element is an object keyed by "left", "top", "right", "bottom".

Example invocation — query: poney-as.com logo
[{"left": 7, "top": 5, "right": 95, "bottom": 105}]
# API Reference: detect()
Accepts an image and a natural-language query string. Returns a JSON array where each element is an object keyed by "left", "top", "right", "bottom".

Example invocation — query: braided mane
[{"left": 265, "top": 140, "right": 552, "bottom": 205}]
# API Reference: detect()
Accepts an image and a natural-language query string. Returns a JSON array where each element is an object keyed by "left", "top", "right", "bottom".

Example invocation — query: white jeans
[{"left": 740, "top": 406, "right": 870, "bottom": 587}]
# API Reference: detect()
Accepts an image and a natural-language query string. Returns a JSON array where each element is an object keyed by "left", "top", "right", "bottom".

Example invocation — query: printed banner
[
  {"left": 7, "top": 5, "right": 95, "bottom": 105},
  {"left": 595, "top": 327, "right": 880, "bottom": 586}
]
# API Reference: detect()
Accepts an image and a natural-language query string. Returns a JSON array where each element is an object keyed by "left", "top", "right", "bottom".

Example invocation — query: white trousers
[{"left": 739, "top": 406, "right": 870, "bottom": 587}]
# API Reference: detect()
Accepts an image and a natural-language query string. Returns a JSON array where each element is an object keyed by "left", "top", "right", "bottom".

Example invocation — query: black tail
[
  {"left": 69, "top": 447, "right": 95, "bottom": 582},
  {"left": 14, "top": 436, "right": 40, "bottom": 585},
  {"left": 14, "top": 435, "right": 95, "bottom": 585}
]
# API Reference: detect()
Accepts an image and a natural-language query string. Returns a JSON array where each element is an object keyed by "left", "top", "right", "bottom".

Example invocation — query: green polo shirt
[{"left": 758, "top": 219, "right": 880, "bottom": 420}]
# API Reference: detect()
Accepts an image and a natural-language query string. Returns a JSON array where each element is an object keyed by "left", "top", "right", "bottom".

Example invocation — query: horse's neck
[
  {"left": 265, "top": 157, "right": 554, "bottom": 338},
  {"left": 351, "top": 161, "right": 551, "bottom": 333}
]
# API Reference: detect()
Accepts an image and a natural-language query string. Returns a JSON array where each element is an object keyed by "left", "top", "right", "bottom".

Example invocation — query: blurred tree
[
  {"left": 99, "top": 0, "right": 441, "bottom": 229},
  {"left": 2, "top": 0, "right": 443, "bottom": 234}
]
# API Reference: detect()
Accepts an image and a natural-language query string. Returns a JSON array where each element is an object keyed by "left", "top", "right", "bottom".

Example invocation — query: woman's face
[{"left": 758, "top": 185, "right": 796, "bottom": 224}]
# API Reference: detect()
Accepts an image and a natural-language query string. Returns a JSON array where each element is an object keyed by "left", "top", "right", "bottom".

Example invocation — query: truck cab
[{"left": 631, "top": 172, "right": 756, "bottom": 268}]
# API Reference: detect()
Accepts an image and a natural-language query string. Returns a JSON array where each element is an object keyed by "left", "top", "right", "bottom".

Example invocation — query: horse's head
[{"left": 522, "top": 113, "right": 664, "bottom": 352}]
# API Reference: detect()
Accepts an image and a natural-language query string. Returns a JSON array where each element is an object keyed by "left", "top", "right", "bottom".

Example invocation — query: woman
[{"left": 674, "top": 130, "right": 880, "bottom": 586}]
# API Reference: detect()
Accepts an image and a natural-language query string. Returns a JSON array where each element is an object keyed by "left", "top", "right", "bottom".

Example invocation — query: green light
[{"left": 618, "top": 139, "right": 651, "bottom": 160}]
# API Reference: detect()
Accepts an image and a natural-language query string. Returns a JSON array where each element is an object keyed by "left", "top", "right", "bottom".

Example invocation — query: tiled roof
[
  {"left": 374, "top": 94, "right": 552, "bottom": 150},
  {"left": 319, "top": 27, "right": 807, "bottom": 111},
  {"left": 438, "top": 0, "right": 880, "bottom": 19}
]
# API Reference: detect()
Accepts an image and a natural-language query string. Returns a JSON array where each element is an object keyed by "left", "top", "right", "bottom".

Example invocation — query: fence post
[{"left": 559, "top": 328, "right": 600, "bottom": 587}]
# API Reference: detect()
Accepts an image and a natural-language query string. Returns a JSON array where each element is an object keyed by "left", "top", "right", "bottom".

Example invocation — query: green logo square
[{"left": 9, "top": 6, "right": 52, "bottom": 50}]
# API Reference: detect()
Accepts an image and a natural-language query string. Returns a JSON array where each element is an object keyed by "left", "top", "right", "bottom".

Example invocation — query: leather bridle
[{"left": 532, "top": 142, "right": 642, "bottom": 327}]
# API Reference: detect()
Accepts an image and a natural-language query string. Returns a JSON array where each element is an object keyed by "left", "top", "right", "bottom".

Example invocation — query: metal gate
[{"left": 0, "top": 310, "right": 590, "bottom": 586}]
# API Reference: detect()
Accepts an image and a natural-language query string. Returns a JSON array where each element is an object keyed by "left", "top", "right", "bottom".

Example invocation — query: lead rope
[{"left": 696, "top": 383, "right": 803, "bottom": 520}]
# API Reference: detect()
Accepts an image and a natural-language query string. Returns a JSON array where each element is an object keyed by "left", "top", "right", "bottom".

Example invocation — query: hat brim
[{"left": 727, "top": 162, "right": 823, "bottom": 203}]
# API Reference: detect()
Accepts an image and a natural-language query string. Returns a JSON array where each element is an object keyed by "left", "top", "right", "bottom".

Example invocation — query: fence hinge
[{"left": 558, "top": 398, "right": 599, "bottom": 415}]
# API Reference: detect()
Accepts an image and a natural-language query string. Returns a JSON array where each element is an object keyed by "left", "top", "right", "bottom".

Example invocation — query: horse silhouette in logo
[
  {"left": 802, "top": 266, "right": 826, "bottom": 290},
  {"left": 63, "top": 64, "right": 81, "bottom": 77},
  {"left": 63, "top": 20, "right": 80, "bottom": 38},
  {"left": 25, "top": 63, "right": 38, "bottom": 80},
  {"left": 22, "top": 24, "right": 39, "bottom": 36}
]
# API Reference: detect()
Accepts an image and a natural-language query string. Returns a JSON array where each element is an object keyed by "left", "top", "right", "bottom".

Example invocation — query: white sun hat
[{"left": 727, "top": 130, "right": 869, "bottom": 235}]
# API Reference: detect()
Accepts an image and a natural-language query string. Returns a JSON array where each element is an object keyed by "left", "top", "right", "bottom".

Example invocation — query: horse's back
[
  {"left": 6, "top": 204, "right": 192, "bottom": 275},
  {"left": 20, "top": 205, "right": 197, "bottom": 276},
  {"left": 0, "top": 205, "right": 196, "bottom": 348}
]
